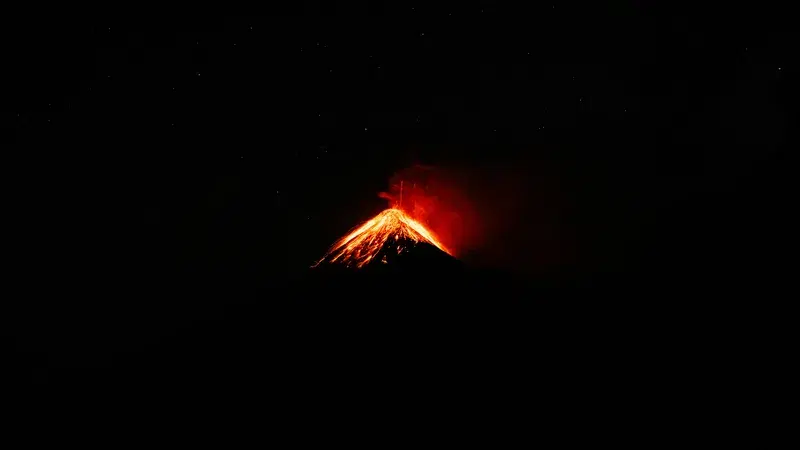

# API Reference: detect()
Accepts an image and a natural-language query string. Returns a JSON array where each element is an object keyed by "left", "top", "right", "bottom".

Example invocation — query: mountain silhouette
[{"left": 312, "top": 208, "right": 456, "bottom": 271}]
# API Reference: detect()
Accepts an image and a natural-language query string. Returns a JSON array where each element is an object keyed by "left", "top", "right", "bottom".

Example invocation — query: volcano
[{"left": 312, "top": 208, "right": 458, "bottom": 270}]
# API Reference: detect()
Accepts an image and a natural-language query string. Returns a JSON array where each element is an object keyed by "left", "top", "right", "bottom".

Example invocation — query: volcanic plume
[{"left": 312, "top": 208, "right": 451, "bottom": 269}]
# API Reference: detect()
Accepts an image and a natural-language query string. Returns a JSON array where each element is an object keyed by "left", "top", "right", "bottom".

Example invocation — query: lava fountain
[{"left": 312, "top": 208, "right": 451, "bottom": 268}]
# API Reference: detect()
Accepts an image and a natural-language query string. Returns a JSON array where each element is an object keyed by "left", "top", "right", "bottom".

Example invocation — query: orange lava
[{"left": 312, "top": 208, "right": 451, "bottom": 268}]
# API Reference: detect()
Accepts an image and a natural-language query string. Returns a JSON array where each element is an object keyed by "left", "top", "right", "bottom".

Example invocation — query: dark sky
[{"left": 3, "top": 5, "right": 794, "bottom": 366}]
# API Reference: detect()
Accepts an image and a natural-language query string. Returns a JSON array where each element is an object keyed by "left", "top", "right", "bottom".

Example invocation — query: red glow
[
  {"left": 378, "top": 162, "right": 574, "bottom": 273},
  {"left": 314, "top": 160, "right": 573, "bottom": 273},
  {"left": 378, "top": 165, "right": 482, "bottom": 258}
]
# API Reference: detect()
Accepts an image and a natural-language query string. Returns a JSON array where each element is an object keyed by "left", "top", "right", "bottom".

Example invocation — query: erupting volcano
[{"left": 312, "top": 208, "right": 452, "bottom": 269}]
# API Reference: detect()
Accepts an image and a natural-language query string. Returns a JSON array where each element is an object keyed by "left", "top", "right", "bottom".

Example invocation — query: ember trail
[{"left": 312, "top": 208, "right": 451, "bottom": 268}]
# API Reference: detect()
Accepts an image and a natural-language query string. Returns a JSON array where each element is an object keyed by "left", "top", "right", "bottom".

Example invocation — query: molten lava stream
[{"left": 312, "top": 208, "right": 450, "bottom": 268}]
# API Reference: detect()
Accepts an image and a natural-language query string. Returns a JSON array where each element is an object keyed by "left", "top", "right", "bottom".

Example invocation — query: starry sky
[{"left": 3, "top": 5, "right": 795, "bottom": 359}]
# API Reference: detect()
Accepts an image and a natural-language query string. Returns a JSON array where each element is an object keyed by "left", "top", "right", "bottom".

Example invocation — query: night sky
[{"left": 4, "top": 5, "right": 795, "bottom": 390}]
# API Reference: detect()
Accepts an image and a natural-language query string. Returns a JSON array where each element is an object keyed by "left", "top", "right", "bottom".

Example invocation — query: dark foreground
[{"left": 9, "top": 257, "right": 760, "bottom": 411}]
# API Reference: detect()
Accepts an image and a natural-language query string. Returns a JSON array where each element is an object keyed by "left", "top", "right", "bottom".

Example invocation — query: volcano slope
[
  {"left": 312, "top": 208, "right": 454, "bottom": 268},
  {"left": 307, "top": 207, "right": 465, "bottom": 297}
]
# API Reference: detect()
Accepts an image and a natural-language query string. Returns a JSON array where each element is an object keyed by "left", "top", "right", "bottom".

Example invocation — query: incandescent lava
[{"left": 312, "top": 208, "right": 451, "bottom": 268}]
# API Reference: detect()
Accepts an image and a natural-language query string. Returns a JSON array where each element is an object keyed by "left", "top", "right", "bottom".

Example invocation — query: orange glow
[{"left": 312, "top": 208, "right": 451, "bottom": 268}]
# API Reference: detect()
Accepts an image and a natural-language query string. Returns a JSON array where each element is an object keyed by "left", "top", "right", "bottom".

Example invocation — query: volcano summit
[{"left": 312, "top": 208, "right": 454, "bottom": 269}]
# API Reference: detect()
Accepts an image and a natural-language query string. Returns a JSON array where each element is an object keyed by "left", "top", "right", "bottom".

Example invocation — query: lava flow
[{"left": 312, "top": 208, "right": 451, "bottom": 268}]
